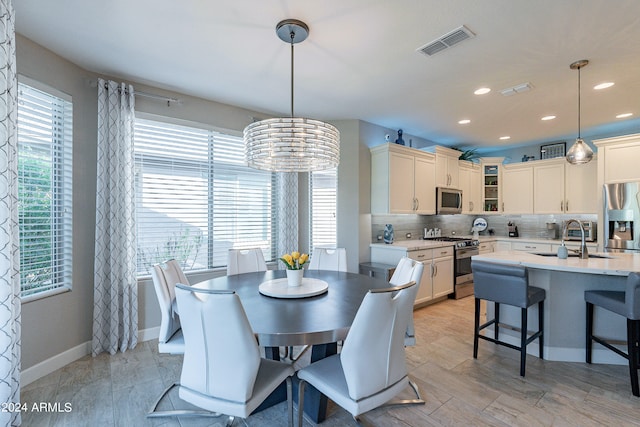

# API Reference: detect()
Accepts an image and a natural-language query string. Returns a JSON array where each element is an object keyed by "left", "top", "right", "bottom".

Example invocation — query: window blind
[
  {"left": 134, "top": 118, "right": 275, "bottom": 275},
  {"left": 310, "top": 168, "right": 337, "bottom": 248},
  {"left": 17, "top": 81, "right": 73, "bottom": 298}
]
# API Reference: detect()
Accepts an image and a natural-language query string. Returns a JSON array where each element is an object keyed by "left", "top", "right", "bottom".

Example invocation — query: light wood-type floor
[{"left": 21, "top": 296, "right": 640, "bottom": 426}]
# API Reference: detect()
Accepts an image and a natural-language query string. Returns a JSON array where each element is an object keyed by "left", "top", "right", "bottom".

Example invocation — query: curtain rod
[{"left": 94, "top": 79, "right": 182, "bottom": 106}]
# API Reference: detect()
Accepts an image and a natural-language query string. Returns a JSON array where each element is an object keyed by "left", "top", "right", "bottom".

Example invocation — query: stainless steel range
[{"left": 423, "top": 236, "right": 479, "bottom": 299}]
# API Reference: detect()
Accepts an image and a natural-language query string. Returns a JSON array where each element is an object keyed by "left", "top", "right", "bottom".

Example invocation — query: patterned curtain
[
  {"left": 276, "top": 172, "right": 298, "bottom": 262},
  {"left": 92, "top": 79, "right": 138, "bottom": 355},
  {"left": 0, "top": 0, "right": 21, "bottom": 425}
]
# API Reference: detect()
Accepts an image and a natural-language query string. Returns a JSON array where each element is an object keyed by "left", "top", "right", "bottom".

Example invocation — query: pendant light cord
[{"left": 577, "top": 65, "right": 581, "bottom": 139}]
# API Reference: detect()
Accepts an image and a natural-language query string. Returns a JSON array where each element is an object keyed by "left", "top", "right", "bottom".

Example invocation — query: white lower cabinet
[
  {"left": 398, "top": 247, "right": 454, "bottom": 304},
  {"left": 489, "top": 239, "right": 598, "bottom": 254},
  {"left": 495, "top": 241, "right": 512, "bottom": 251},
  {"left": 370, "top": 245, "right": 454, "bottom": 305},
  {"left": 511, "top": 241, "right": 552, "bottom": 252},
  {"left": 478, "top": 241, "right": 495, "bottom": 254},
  {"left": 431, "top": 247, "right": 454, "bottom": 300}
]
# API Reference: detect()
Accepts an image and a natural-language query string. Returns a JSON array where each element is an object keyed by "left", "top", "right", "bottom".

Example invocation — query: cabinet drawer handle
[{"left": 416, "top": 254, "right": 426, "bottom": 259}]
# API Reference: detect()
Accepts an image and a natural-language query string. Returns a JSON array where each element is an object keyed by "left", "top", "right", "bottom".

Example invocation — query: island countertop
[{"left": 472, "top": 250, "right": 640, "bottom": 276}]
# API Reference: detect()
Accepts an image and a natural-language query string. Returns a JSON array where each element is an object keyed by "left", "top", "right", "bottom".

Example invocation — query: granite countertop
[
  {"left": 370, "top": 240, "right": 454, "bottom": 251},
  {"left": 370, "top": 236, "right": 599, "bottom": 252},
  {"left": 473, "top": 235, "right": 598, "bottom": 245},
  {"left": 473, "top": 250, "right": 640, "bottom": 276}
]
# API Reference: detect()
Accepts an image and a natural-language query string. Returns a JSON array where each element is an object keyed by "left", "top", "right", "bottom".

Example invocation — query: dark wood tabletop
[{"left": 192, "top": 269, "right": 390, "bottom": 347}]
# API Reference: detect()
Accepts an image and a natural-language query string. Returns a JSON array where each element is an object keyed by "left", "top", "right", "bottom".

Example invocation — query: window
[
  {"left": 309, "top": 168, "right": 337, "bottom": 248},
  {"left": 17, "top": 79, "right": 73, "bottom": 299},
  {"left": 134, "top": 118, "right": 275, "bottom": 275}
]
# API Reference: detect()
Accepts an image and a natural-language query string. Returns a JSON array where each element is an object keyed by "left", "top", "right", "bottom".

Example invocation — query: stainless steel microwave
[
  {"left": 436, "top": 187, "right": 463, "bottom": 215},
  {"left": 565, "top": 220, "right": 596, "bottom": 241}
]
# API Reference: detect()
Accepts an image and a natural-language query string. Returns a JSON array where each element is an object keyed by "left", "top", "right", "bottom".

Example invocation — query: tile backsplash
[{"left": 371, "top": 213, "right": 598, "bottom": 242}]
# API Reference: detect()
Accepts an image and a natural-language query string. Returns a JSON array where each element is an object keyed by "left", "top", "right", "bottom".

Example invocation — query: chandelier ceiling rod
[{"left": 243, "top": 19, "right": 339, "bottom": 173}]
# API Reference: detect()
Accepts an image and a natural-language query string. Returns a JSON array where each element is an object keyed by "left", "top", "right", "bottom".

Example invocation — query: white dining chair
[
  {"left": 297, "top": 281, "right": 424, "bottom": 425},
  {"left": 308, "top": 247, "right": 348, "bottom": 272},
  {"left": 148, "top": 260, "right": 217, "bottom": 418},
  {"left": 175, "top": 283, "right": 295, "bottom": 426},
  {"left": 227, "top": 248, "right": 267, "bottom": 275},
  {"left": 389, "top": 256, "right": 424, "bottom": 346}
]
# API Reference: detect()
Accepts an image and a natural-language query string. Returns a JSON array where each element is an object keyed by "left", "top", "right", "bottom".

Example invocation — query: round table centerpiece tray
[{"left": 259, "top": 278, "right": 329, "bottom": 298}]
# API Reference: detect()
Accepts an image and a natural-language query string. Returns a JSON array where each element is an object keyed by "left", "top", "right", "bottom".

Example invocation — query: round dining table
[
  {"left": 191, "top": 269, "right": 390, "bottom": 423},
  {"left": 192, "top": 269, "right": 390, "bottom": 347}
]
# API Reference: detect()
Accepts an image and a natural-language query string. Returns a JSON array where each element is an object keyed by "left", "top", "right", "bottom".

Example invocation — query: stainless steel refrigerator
[{"left": 604, "top": 181, "right": 640, "bottom": 253}]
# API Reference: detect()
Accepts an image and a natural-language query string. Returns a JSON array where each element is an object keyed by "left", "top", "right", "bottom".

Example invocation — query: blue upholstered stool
[
  {"left": 472, "top": 261, "right": 545, "bottom": 377},
  {"left": 585, "top": 272, "right": 640, "bottom": 397}
]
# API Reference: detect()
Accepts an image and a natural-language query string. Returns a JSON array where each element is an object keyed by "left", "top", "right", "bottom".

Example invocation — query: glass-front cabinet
[{"left": 481, "top": 158, "right": 504, "bottom": 213}]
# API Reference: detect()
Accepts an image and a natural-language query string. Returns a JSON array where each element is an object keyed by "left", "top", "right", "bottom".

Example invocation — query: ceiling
[{"left": 14, "top": 0, "right": 640, "bottom": 151}]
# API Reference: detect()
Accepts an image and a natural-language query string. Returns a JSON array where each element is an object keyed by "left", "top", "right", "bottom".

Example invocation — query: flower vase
[
  {"left": 383, "top": 224, "right": 394, "bottom": 244},
  {"left": 286, "top": 269, "right": 304, "bottom": 287}
]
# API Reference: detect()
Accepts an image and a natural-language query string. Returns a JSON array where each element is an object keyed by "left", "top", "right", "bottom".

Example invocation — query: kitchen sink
[{"left": 532, "top": 252, "right": 613, "bottom": 259}]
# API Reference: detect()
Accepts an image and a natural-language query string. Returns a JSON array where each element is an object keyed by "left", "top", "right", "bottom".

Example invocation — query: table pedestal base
[{"left": 256, "top": 343, "right": 337, "bottom": 423}]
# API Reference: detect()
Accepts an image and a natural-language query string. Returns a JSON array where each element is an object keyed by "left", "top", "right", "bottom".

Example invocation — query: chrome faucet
[{"left": 564, "top": 219, "right": 589, "bottom": 259}]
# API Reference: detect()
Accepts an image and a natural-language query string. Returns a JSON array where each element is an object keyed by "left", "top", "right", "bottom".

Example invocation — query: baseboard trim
[
  {"left": 22, "top": 327, "right": 161, "bottom": 387},
  {"left": 21, "top": 341, "right": 91, "bottom": 387}
]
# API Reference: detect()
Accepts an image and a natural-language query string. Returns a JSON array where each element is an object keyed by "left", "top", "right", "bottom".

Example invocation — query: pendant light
[
  {"left": 244, "top": 19, "right": 340, "bottom": 172},
  {"left": 565, "top": 59, "right": 594, "bottom": 165}
]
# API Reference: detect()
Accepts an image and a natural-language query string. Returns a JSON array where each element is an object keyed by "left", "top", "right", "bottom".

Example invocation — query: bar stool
[
  {"left": 472, "top": 260, "right": 545, "bottom": 377},
  {"left": 585, "top": 272, "right": 640, "bottom": 397}
]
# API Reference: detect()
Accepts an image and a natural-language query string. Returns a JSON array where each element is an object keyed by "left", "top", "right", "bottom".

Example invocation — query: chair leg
[
  {"left": 495, "top": 302, "right": 500, "bottom": 341},
  {"left": 378, "top": 378, "right": 425, "bottom": 407},
  {"left": 473, "top": 297, "right": 480, "bottom": 359},
  {"left": 538, "top": 300, "right": 544, "bottom": 359},
  {"left": 586, "top": 302, "right": 594, "bottom": 364},
  {"left": 298, "top": 379, "right": 306, "bottom": 427},
  {"left": 147, "top": 382, "right": 221, "bottom": 418},
  {"left": 286, "top": 377, "right": 293, "bottom": 427},
  {"left": 520, "top": 307, "right": 528, "bottom": 377},
  {"left": 627, "top": 319, "right": 640, "bottom": 397}
]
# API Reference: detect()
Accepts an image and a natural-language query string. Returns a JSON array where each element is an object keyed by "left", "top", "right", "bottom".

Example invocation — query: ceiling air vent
[{"left": 417, "top": 25, "right": 475, "bottom": 57}]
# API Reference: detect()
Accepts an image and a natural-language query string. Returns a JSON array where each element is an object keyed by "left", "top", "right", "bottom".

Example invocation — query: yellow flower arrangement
[{"left": 279, "top": 251, "right": 309, "bottom": 270}]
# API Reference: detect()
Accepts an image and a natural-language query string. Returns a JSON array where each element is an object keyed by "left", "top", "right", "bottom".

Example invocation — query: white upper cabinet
[
  {"left": 459, "top": 161, "right": 482, "bottom": 214},
  {"left": 533, "top": 157, "right": 597, "bottom": 214},
  {"left": 370, "top": 143, "right": 436, "bottom": 215},
  {"left": 435, "top": 146, "right": 460, "bottom": 188},
  {"left": 414, "top": 154, "right": 436, "bottom": 214},
  {"left": 594, "top": 133, "right": 640, "bottom": 184},
  {"left": 534, "top": 160, "right": 565, "bottom": 214},
  {"left": 481, "top": 159, "right": 503, "bottom": 213},
  {"left": 502, "top": 163, "right": 533, "bottom": 213},
  {"left": 564, "top": 159, "right": 597, "bottom": 214}
]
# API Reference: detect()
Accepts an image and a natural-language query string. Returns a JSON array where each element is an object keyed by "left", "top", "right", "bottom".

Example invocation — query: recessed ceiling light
[
  {"left": 474, "top": 87, "right": 491, "bottom": 95},
  {"left": 541, "top": 115, "right": 556, "bottom": 121},
  {"left": 458, "top": 119, "right": 471, "bottom": 124},
  {"left": 616, "top": 112, "right": 633, "bottom": 118},
  {"left": 594, "top": 82, "right": 614, "bottom": 90},
  {"left": 499, "top": 136, "right": 511, "bottom": 140}
]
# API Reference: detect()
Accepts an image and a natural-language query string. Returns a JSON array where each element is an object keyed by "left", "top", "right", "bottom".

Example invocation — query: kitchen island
[{"left": 472, "top": 250, "right": 640, "bottom": 364}]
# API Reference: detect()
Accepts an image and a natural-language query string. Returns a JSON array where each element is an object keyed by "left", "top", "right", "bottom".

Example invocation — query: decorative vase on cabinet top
[{"left": 383, "top": 224, "right": 394, "bottom": 244}]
